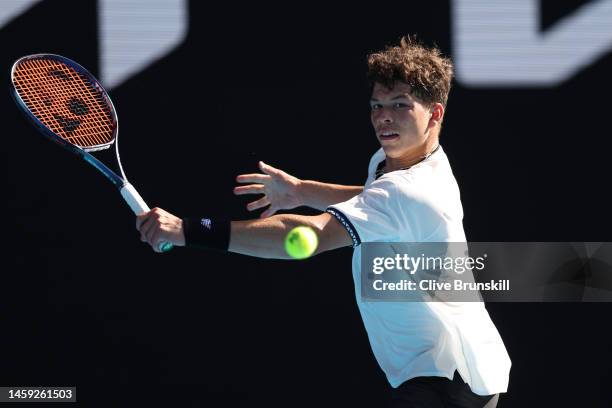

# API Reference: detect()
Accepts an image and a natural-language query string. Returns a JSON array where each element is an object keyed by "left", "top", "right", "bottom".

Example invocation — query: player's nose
[
  {"left": 377, "top": 113, "right": 393, "bottom": 124},
  {"left": 373, "top": 108, "right": 393, "bottom": 124}
]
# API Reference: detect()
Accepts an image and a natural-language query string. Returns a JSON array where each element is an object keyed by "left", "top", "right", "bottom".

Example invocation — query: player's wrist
[
  {"left": 182, "top": 217, "right": 230, "bottom": 251},
  {"left": 298, "top": 178, "right": 324, "bottom": 209},
  {"left": 292, "top": 177, "right": 306, "bottom": 207},
  {"left": 174, "top": 217, "right": 186, "bottom": 246}
]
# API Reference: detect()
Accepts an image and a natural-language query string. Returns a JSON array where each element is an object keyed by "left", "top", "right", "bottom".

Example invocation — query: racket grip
[{"left": 120, "top": 183, "right": 174, "bottom": 253}]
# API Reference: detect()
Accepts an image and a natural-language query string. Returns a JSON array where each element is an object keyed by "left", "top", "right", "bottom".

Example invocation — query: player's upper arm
[{"left": 310, "top": 212, "right": 354, "bottom": 255}]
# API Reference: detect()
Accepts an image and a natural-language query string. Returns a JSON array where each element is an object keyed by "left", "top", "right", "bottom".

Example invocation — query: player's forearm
[
  {"left": 297, "top": 180, "right": 363, "bottom": 211},
  {"left": 228, "top": 214, "right": 324, "bottom": 259}
]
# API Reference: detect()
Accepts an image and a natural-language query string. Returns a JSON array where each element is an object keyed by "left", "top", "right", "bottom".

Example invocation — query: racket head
[{"left": 10, "top": 54, "right": 118, "bottom": 153}]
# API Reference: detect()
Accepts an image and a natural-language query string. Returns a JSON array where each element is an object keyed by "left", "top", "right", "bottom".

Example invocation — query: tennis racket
[{"left": 10, "top": 54, "right": 172, "bottom": 252}]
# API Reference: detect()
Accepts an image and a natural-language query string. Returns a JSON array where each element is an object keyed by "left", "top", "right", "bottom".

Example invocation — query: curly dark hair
[{"left": 367, "top": 36, "right": 454, "bottom": 107}]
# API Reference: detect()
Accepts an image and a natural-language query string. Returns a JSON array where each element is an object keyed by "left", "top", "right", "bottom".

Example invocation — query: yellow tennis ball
[{"left": 285, "top": 226, "right": 318, "bottom": 259}]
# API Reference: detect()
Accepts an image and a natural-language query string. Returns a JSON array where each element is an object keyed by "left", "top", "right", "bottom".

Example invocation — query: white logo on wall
[
  {"left": 4, "top": 1, "right": 612, "bottom": 88},
  {"left": 1, "top": 0, "right": 187, "bottom": 89},
  {"left": 452, "top": 0, "right": 612, "bottom": 86}
]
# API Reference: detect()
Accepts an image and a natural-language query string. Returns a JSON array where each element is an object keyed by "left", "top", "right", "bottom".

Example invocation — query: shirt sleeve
[{"left": 326, "top": 177, "right": 402, "bottom": 247}]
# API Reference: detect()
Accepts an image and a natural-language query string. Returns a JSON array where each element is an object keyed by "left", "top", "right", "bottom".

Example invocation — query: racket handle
[{"left": 120, "top": 183, "right": 174, "bottom": 253}]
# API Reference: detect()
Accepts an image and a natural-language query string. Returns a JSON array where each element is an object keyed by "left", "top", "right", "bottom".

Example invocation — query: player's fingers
[
  {"left": 138, "top": 216, "right": 150, "bottom": 239},
  {"left": 136, "top": 212, "right": 150, "bottom": 231},
  {"left": 246, "top": 196, "right": 270, "bottom": 211},
  {"left": 260, "top": 206, "right": 277, "bottom": 218},
  {"left": 143, "top": 222, "right": 154, "bottom": 243},
  {"left": 145, "top": 223, "right": 160, "bottom": 245},
  {"left": 139, "top": 217, "right": 156, "bottom": 242},
  {"left": 236, "top": 174, "right": 269, "bottom": 184},
  {"left": 150, "top": 229, "right": 164, "bottom": 253},
  {"left": 233, "top": 184, "right": 265, "bottom": 195},
  {"left": 259, "top": 161, "right": 281, "bottom": 176}
]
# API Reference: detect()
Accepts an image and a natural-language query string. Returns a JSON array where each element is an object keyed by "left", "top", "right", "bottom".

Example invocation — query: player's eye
[
  {"left": 394, "top": 102, "right": 409, "bottom": 109},
  {"left": 371, "top": 104, "right": 382, "bottom": 110}
]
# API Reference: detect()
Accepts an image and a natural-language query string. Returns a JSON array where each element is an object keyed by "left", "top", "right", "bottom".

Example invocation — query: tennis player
[{"left": 137, "top": 36, "right": 510, "bottom": 407}]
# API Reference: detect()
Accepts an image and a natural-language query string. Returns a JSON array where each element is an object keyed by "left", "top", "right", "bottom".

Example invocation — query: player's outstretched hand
[
  {"left": 234, "top": 161, "right": 302, "bottom": 218},
  {"left": 136, "top": 207, "right": 185, "bottom": 252}
]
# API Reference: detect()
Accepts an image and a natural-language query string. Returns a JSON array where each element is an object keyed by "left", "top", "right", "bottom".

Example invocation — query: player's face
[{"left": 370, "top": 82, "right": 434, "bottom": 159}]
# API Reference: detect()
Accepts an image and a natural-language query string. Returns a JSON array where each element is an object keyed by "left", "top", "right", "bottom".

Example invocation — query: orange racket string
[{"left": 12, "top": 57, "right": 115, "bottom": 148}]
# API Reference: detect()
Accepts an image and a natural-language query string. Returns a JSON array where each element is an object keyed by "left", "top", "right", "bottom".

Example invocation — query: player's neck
[{"left": 385, "top": 138, "right": 439, "bottom": 173}]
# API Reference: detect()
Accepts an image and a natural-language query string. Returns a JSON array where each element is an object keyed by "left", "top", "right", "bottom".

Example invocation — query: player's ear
[{"left": 428, "top": 103, "right": 444, "bottom": 128}]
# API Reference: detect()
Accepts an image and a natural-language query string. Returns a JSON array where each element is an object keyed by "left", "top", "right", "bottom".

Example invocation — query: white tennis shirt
[{"left": 326, "top": 146, "right": 511, "bottom": 395}]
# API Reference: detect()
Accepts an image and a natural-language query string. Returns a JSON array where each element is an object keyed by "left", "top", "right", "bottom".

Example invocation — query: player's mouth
[{"left": 378, "top": 131, "right": 400, "bottom": 141}]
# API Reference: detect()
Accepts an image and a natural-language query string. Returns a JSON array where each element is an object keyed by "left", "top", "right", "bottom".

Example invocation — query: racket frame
[
  {"left": 11, "top": 54, "right": 124, "bottom": 186},
  {"left": 10, "top": 53, "right": 172, "bottom": 252}
]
